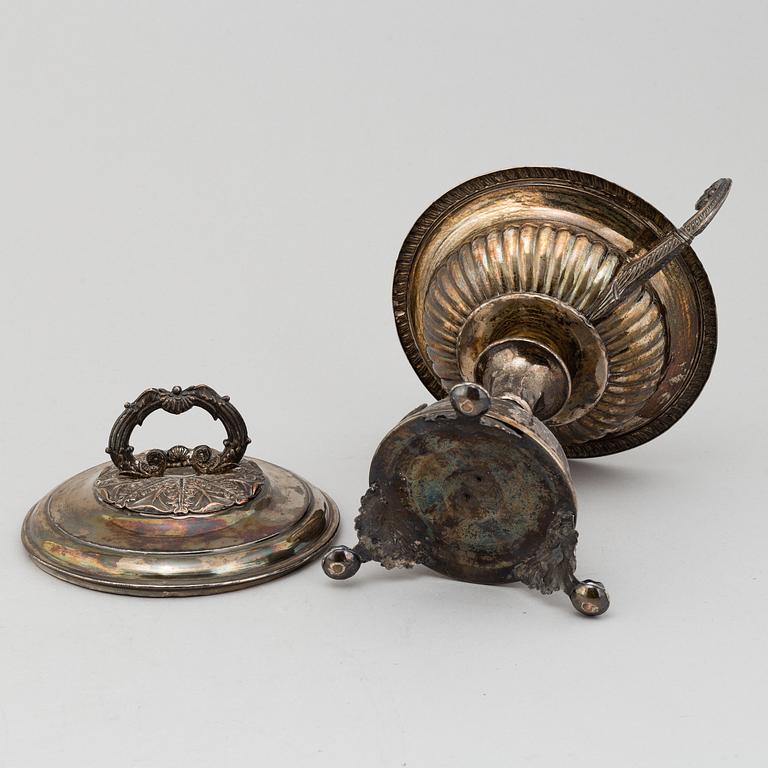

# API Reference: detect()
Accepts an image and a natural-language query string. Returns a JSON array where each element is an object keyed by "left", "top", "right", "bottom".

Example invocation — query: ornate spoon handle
[{"left": 588, "top": 177, "right": 731, "bottom": 322}]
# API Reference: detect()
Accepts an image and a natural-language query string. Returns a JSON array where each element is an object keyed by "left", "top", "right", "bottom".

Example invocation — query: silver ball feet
[
  {"left": 322, "top": 546, "right": 362, "bottom": 580},
  {"left": 449, "top": 382, "right": 491, "bottom": 418},
  {"left": 569, "top": 579, "right": 610, "bottom": 617}
]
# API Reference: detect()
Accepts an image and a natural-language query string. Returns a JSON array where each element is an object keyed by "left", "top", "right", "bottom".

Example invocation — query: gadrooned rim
[{"left": 392, "top": 166, "right": 717, "bottom": 458}]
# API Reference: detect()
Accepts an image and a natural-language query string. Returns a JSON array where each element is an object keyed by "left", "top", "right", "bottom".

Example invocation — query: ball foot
[
  {"left": 322, "top": 546, "right": 362, "bottom": 580},
  {"left": 449, "top": 382, "right": 491, "bottom": 418},
  {"left": 569, "top": 579, "right": 610, "bottom": 617}
]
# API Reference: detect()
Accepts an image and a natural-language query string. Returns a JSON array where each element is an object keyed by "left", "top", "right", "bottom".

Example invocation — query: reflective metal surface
[
  {"left": 325, "top": 168, "right": 730, "bottom": 615},
  {"left": 23, "top": 385, "right": 339, "bottom": 596},
  {"left": 393, "top": 168, "right": 728, "bottom": 457}
]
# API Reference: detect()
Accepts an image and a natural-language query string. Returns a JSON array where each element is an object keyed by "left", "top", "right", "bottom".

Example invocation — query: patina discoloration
[
  {"left": 94, "top": 455, "right": 265, "bottom": 517},
  {"left": 22, "top": 385, "right": 339, "bottom": 596},
  {"left": 357, "top": 401, "right": 575, "bottom": 584},
  {"left": 325, "top": 171, "right": 730, "bottom": 616},
  {"left": 393, "top": 168, "right": 726, "bottom": 457}
]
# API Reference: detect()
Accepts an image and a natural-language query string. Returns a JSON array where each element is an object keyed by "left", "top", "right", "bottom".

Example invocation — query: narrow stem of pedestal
[{"left": 477, "top": 338, "right": 572, "bottom": 422}]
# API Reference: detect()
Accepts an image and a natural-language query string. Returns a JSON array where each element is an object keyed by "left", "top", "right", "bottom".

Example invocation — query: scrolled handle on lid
[{"left": 106, "top": 385, "right": 251, "bottom": 478}]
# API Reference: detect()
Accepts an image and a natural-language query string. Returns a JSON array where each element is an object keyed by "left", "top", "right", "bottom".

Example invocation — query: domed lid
[{"left": 21, "top": 385, "right": 338, "bottom": 596}]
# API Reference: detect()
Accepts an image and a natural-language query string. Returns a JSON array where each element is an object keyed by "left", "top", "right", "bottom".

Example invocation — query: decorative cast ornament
[
  {"left": 22, "top": 385, "right": 339, "bottom": 596},
  {"left": 94, "top": 451, "right": 264, "bottom": 517},
  {"left": 104, "top": 385, "right": 252, "bottom": 477},
  {"left": 94, "top": 385, "right": 263, "bottom": 516},
  {"left": 323, "top": 168, "right": 730, "bottom": 616}
]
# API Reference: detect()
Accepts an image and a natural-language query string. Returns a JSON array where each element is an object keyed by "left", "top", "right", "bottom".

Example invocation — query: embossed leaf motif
[
  {"left": 355, "top": 480, "right": 432, "bottom": 569},
  {"left": 181, "top": 474, "right": 259, "bottom": 515},
  {"left": 94, "top": 460, "right": 263, "bottom": 516},
  {"left": 513, "top": 509, "right": 578, "bottom": 595}
]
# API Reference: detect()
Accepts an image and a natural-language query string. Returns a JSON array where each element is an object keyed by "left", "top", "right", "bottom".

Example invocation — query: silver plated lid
[{"left": 22, "top": 385, "right": 339, "bottom": 596}]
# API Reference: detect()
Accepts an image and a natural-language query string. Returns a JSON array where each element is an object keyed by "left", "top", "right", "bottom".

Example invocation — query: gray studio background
[{"left": 0, "top": 2, "right": 765, "bottom": 766}]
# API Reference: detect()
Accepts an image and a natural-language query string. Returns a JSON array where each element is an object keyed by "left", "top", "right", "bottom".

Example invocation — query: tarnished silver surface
[
  {"left": 393, "top": 168, "right": 728, "bottom": 457},
  {"left": 22, "top": 385, "right": 339, "bottom": 596},
  {"left": 325, "top": 169, "right": 730, "bottom": 616},
  {"left": 94, "top": 456, "right": 264, "bottom": 517},
  {"left": 589, "top": 178, "right": 731, "bottom": 321}
]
